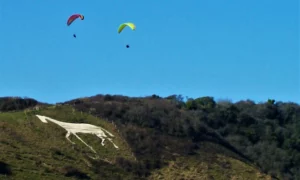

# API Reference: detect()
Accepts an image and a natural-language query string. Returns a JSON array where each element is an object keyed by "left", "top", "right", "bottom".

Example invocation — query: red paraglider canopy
[{"left": 67, "top": 14, "right": 84, "bottom": 26}]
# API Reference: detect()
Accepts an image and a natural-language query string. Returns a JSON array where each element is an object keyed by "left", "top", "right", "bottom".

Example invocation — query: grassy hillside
[
  {"left": 149, "top": 148, "right": 271, "bottom": 180},
  {"left": 0, "top": 105, "right": 135, "bottom": 179},
  {"left": 0, "top": 104, "right": 270, "bottom": 180},
  {"left": 1, "top": 95, "right": 298, "bottom": 179}
]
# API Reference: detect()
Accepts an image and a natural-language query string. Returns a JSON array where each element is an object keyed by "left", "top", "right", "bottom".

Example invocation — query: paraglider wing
[
  {"left": 118, "top": 22, "right": 136, "bottom": 34},
  {"left": 67, "top": 14, "right": 84, "bottom": 26}
]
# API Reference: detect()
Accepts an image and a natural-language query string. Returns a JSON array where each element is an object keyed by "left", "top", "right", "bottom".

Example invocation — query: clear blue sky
[{"left": 0, "top": 0, "right": 299, "bottom": 104}]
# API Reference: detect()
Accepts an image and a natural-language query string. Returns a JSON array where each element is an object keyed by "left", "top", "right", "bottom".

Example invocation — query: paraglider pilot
[
  {"left": 73, "top": 34, "right": 76, "bottom": 38},
  {"left": 126, "top": 44, "right": 130, "bottom": 48}
]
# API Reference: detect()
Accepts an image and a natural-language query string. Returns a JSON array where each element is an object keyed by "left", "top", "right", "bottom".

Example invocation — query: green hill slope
[
  {"left": 149, "top": 142, "right": 271, "bottom": 180},
  {"left": 2, "top": 95, "right": 297, "bottom": 179},
  {"left": 0, "top": 104, "right": 271, "bottom": 180},
  {"left": 0, "top": 105, "right": 135, "bottom": 180}
]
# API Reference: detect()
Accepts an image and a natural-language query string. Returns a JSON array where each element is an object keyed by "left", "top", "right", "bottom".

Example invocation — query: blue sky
[{"left": 0, "top": 0, "right": 299, "bottom": 104}]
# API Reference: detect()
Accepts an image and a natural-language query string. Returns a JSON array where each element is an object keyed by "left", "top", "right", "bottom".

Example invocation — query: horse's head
[{"left": 35, "top": 115, "right": 48, "bottom": 123}]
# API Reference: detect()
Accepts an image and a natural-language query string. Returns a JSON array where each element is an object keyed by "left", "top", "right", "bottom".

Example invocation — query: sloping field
[
  {"left": 149, "top": 142, "right": 272, "bottom": 180},
  {"left": 0, "top": 105, "right": 135, "bottom": 179},
  {"left": 0, "top": 105, "right": 272, "bottom": 180}
]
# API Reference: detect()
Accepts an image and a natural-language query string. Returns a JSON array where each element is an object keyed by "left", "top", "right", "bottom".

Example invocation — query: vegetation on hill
[
  {"left": 0, "top": 105, "right": 136, "bottom": 179},
  {"left": 0, "top": 97, "right": 40, "bottom": 112},
  {"left": 0, "top": 95, "right": 299, "bottom": 179},
  {"left": 64, "top": 94, "right": 300, "bottom": 179}
]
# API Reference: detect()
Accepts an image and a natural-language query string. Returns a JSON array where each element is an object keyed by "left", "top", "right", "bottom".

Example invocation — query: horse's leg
[
  {"left": 73, "top": 133, "right": 97, "bottom": 153},
  {"left": 106, "top": 138, "right": 119, "bottom": 149},
  {"left": 96, "top": 134, "right": 106, "bottom": 146},
  {"left": 100, "top": 127, "right": 114, "bottom": 137},
  {"left": 65, "top": 131, "right": 75, "bottom": 144}
]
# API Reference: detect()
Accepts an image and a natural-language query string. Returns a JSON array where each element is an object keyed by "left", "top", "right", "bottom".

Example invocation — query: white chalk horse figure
[{"left": 36, "top": 115, "right": 119, "bottom": 153}]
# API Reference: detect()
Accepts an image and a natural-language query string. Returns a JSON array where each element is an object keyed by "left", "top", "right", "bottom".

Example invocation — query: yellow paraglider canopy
[{"left": 118, "top": 22, "right": 136, "bottom": 34}]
